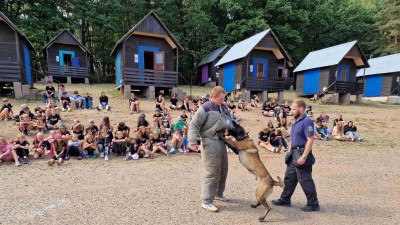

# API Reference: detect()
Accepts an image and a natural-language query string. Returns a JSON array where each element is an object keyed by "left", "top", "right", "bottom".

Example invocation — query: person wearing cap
[
  {"left": 272, "top": 99, "right": 320, "bottom": 212},
  {"left": 174, "top": 117, "right": 187, "bottom": 132},
  {"left": 0, "top": 136, "right": 20, "bottom": 166},
  {"left": 188, "top": 86, "right": 234, "bottom": 212},
  {"left": 0, "top": 98, "right": 14, "bottom": 121}
]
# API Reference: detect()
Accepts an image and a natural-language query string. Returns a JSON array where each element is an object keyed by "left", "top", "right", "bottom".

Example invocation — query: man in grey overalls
[{"left": 188, "top": 86, "right": 233, "bottom": 212}]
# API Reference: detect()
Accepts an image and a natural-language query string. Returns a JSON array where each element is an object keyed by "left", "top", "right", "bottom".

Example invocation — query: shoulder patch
[{"left": 308, "top": 125, "right": 314, "bottom": 132}]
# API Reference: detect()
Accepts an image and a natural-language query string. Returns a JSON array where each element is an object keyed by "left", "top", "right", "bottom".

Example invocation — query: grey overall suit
[{"left": 188, "top": 100, "right": 233, "bottom": 204}]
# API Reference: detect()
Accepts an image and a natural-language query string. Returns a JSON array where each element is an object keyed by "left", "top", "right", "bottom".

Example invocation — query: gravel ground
[{"left": 0, "top": 84, "right": 399, "bottom": 225}]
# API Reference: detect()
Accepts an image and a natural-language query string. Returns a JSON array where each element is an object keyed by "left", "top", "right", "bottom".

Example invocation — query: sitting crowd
[{"left": 0, "top": 86, "right": 364, "bottom": 167}]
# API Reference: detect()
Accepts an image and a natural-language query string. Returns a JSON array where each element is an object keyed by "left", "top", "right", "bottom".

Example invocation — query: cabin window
[
  {"left": 257, "top": 62, "right": 264, "bottom": 78},
  {"left": 63, "top": 54, "right": 72, "bottom": 67},
  {"left": 144, "top": 51, "right": 155, "bottom": 70}
]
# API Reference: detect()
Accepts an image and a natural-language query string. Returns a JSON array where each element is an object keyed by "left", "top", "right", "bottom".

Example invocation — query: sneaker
[
  {"left": 62, "top": 108, "right": 66, "bottom": 112},
  {"left": 178, "top": 148, "right": 184, "bottom": 153},
  {"left": 283, "top": 147, "right": 288, "bottom": 152},
  {"left": 105, "top": 155, "right": 109, "bottom": 161},
  {"left": 201, "top": 203, "right": 218, "bottom": 212},
  {"left": 276, "top": 147, "right": 282, "bottom": 153},
  {"left": 77, "top": 156, "right": 82, "bottom": 160},
  {"left": 215, "top": 195, "right": 229, "bottom": 202},
  {"left": 15, "top": 161, "right": 21, "bottom": 167},
  {"left": 125, "top": 154, "right": 132, "bottom": 160},
  {"left": 106, "top": 106, "right": 111, "bottom": 111},
  {"left": 92, "top": 153, "right": 97, "bottom": 158},
  {"left": 170, "top": 148, "right": 176, "bottom": 154},
  {"left": 358, "top": 137, "right": 363, "bottom": 141},
  {"left": 100, "top": 152, "right": 104, "bottom": 158},
  {"left": 97, "top": 106, "right": 101, "bottom": 111},
  {"left": 85, "top": 153, "right": 89, "bottom": 158},
  {"left": 65, "top": 156, "right": 70, "bottom": 160},
  {"left": 149, "top": 154, "right": 154, "bottom": 159},
  {"left": 23, "top": 158, "right": 29, "bottom": 164},
  {"left": 301, "top": 205, "right": 320, "bottom": 212},
  {"left": 144, "top": 154, "right": 149, "bottom": 158},
  {"left": 57, "top": 158, "right": 64, "bottom": 165},
  {"left": 271, "top": 199, "right": 291, "bottom": 207}
]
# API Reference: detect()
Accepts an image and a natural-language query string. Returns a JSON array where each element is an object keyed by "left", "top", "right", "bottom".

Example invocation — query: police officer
[{"left": 272, "top": 99, "right": 320, "bottom": 212}]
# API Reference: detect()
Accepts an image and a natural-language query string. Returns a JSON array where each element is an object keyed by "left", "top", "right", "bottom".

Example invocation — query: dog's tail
[{"left": 274, "top": 176, "right": 284, "bottom": 189}]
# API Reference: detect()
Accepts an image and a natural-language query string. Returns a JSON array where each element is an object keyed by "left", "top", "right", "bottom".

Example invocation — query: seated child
[
  {"left": 19, "top": 114, "right": 34, "bottom": 135},
  {"left": 269, "top": 129, "right": 288, "bottom": 151},
  {"left": 13, "top": 134, "right": 30, "bottom": 164},
  {"left": 82, "top": 92, "right": 93, "bottom": 110},
  {"left": 60, "top": 92, "right": 72, "bottom": 112},
  {"left": 170, "top": 130, "right": 183, "bottom": 154},
  {"left": 117, "top": 122, "right": 130, "bottom": 138},
  {"left": 162, "top": 120, "right": 172, "bottom": 136},
  {"left": 0, "top": 137, "right": 20, "bottom": 166},
  {"left": 174, "top": 117, "right": 187, "bottom": 132},
  {"left": 33, "top": 114, "right": 45, "bottom": 133},
  {"left": 113, "top": 131, "right": 127, "bottom": 158},
  {"left": 179, "top": 110, "right": 189, "bottom": 124},
  {"left": 44, "top": 130, "right": 56, "bottom": 155},
  {"left": 192, "top": 96, "right": 200, "bottom": 107},
  {"left": 159, "top": 127, "right": 170, "bottom": 145},
  {"left": 153, "top": 108, "right": 163, "bottom": 128},
  {"left": 129, "top": 93, "right": 140, "bottom": 114},
  {"left": 82, "top": 134, "right": 97, "bottom": 158},
  {"left": 72, "top": 119, "right": 85, "bottom": 140},
  {"left": 149, "top": 131, "right": 168, "bottom": 158},
  {"left": 169, "top": 92, "right": 179, "bottom": 110},
  {"left": 69, "top": 91, "right": 83, "bottom": 109},
  {"left": 315, "top": 122, "right": 330, "bottom": 141},
  {"left": 67, "top": 133, "right": 83, "bottom": 160},
  {"left": 250, "top": 95, "right": 260, "bottom": 108},
  {"left": 32, "top": 132, "right": 46, "bottom": 159},
  {"left": 97, "top": 91, "right": 110, "bottom": 111},
  {"left": 97, "top": 129, "right": 112, "bottom": 161},
  {"left": 258, "top": 127, "right": 281, "bottom": 153},
  {"left": 0, "top": 98, "right": 14, "bottom": 120},
  {"left": 134, "top": 127, "right": 150, "bottom": 158},
  {"left": 238, "top": 97, "right": 248, "bottom": 111},
  {"left": 48, "top": 134, "right": 66, "bottom": 165},
  {"left": 86, "top": 118, "right": 99, "bottom": 136},
  {"left": 46, "top": 108, "right": 61, "bottom": 130}
]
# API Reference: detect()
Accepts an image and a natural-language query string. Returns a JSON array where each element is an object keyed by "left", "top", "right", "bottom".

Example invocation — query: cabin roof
[
  {"left": 197, "top": 45, "right": 229, "bottom": 67},
  {"left": 110, "top": 11, "right": 183, "bottom": 56},
  {"left": 42, "top": 29, "right": 90, "bottom": 54},
  {"left": 356, "top": 53, "right": 400, "bottom": 77},
  {"left": 0, "top": 12, "right": 35, "bottom": 52},
  {"left": 294, "top": 41, "right": 369, "bottom": 73},
  {"left": 215, "top": 29, "right": 294, "bottom": 67}
]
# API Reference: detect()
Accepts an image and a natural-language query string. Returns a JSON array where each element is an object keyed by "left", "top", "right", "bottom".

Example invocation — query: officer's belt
[{"left": 291, "top": 146, "right": 305, "bottom": 150}]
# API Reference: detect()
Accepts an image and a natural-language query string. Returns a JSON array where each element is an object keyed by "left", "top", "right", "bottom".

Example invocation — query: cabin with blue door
[
  {"left": 294, "top": 41, "right": 369, "bottom": 104},
  {"left": 0, "top": 12, "right": 35, "bottom": 97},
  {"left": 197, "top": 45, "right": 230, "bottom": 86},
  {"left": 356, "top": 53, "right": 400, "bottom": 97},
  {"left": 214, "top": 29, "right": 295, "bottom": 101},
  {"left": 110, "top": 11, "right": 184, "bottom": 99},
  {"left": 43, "top": 29, "right": 90, "bottom": 84}
]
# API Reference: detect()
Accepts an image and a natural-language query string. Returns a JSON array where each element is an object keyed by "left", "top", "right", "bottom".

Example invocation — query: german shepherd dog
[{"left": 218, "top": 121, "right": 284, "bottom": 222}]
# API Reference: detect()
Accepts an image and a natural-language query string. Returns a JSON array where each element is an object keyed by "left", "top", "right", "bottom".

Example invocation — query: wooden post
[{"left": 124, "top": 85, "right": 131, "bottom": 99}]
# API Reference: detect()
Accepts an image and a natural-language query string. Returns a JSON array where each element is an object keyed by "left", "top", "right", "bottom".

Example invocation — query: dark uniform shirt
[{"left": 290, "top": 114, "right": 314, "bottom": 148}]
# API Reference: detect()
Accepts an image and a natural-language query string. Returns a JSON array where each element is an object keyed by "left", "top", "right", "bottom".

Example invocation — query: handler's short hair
[
  {"left": 293, "top": 99, "right": 306, "bottom": 110},
  {"left": 211, "top": 86, "right": 226, "bottom": 98}
]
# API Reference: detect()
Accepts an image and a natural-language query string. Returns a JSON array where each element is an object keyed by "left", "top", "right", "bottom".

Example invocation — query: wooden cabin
[
  {"left": 197, "top": 45, "right": 230, "bottom": 86},
  {"left": 294, "top": 41, "right": 369, "bottom": 104},
  {"left": 43, "top": 29, "right": 90, "bottom": 84},
  {"left": 356, "top": 53, "right": 400, "bottom": 97},
  {"left": 215, "top": 29, "right": 295, "bottom": 101},
  {"left": 110, "top": 11, "right": 184, "bottom": 99},
  {"left": 0, "top": 12, "right": 35, "bottom": 97}
]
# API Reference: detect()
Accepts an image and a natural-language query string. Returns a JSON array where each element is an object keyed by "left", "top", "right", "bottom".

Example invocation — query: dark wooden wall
[
  {"left": 391, "top": 72, "right": 400, "bottom": 95},
  {"left": 335, "top": 58, "right": 358, "bottom": 82},
  {"left": 296, "top": 72, "right": 304, "bottom": 95},
  {"left": 248, "top": 49, "right": 280, "bottom": 78},
  {"left": 0, "top": 21, "right": 17, "bottom": 62},
  {"left": 381, "top": 74, "right": 393, "bottom": 96},
  {"left": 234, "top": 59, "right": 242, "bottom": 88},
  {"left": 218, "top": 66, "right": 224, "bottom": 87},
  {"left": 124, "top": 35, "right": 174, "bottom": 71},
  {"left": 47, "top": 43, "right": 87, "bottom": 67},
  {"left": 135, "top": 14, "right": 169, "bottom": 36},
  {"left": 256, "top": 33, "right": 280, "bottom": 49},
  {"left": 319, "top": 67, "right": 330, "bottom": 91}
]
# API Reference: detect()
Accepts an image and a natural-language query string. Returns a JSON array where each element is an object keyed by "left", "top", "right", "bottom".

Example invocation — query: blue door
[
  {"left": 364, "top": 75, "right": 382, "bottom": 97},
  {"left": 59, "top": 50, "right": 75, "bottom": 66},
  {"left": 223, "top": 62, "right": 235, "bottom": 92},
  {"left": 253, "top": 58, "right": 268, "bottom": 78},
  {"left": 303, "top": 69, "right": 320, "bottom": 95},
  {"left": 23, "top": 45, "right": 32, "bottom": 85},
  {"left": 116, "top": 51, "right": 121, "bottom": 86},
  {"left": 337, "top": 65, "right": 350, "bottom": 81}
]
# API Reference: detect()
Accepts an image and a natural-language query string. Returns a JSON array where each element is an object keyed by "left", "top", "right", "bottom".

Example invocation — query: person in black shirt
[
  {"left": 155, "top": 94, "right": 165, "bottom": 111},
  {"left": 180, "top": 96, "right": 191, "bottom": 112},
  {"left": 179, "top": 110, "right": 189, "bottom": 123},
  {"left": 343, "top": 121, "right": 363, "bottom": 141},
  {"left": 276, "top": 107, "right": 287, "bottom": 123},
  {"left": 227, "top": 100, "right": 236, "bottom": 112},
  {"left": 86, "top": 118, "right": 99, "bottom": 136},
  {"left": 13, "top": 134, "right": 30, "bottom": 164},
  {"left": 269, "top": 129, "right": 288, "bottom": 151},
  {"left": 60, "top": 92, "right": 72, "bottom": 112},
  {"left": 47, "top": 109, "right": 61, "bottom": 130},
  {"left": 149, "top": 132, "right": 168, "bottom": 157},
  {"left": 97, "top": 91, "right": 110, "bottom": 111},
  {"left": 258, "top": 127, "right": 280, "bottom": 153},
  {"left": 169, "top": 92, "right": 179, "bottom": 110},
  {"left": 283, "top": 101, "right": 293, "bottom": 116},
  {"left": 129, "top": 93, "right": 140, "bottom": 114},
  {"left": 117, "top": 121, "right": 130, "bottom": 138},
  {"left": 59, "top": 124, "right": 71, "bottom": 143},
  {"left": 137, "top": 114, "right": 150, "bottom": 131},
  {"left": 0, "top": 98, "right": 14, "bottom": 120},
  {"left": 193, "top": 96, "right": 200, "bottom": 107},
  {"left": 45, "top": 81, "right": 55, "bottom": 100},
  {"left": 262, "top": 101, "right": 275, "bottom": 117},
  {"left": 153, "top": 108, "right": 163, "bottom": 128},
  {"left": 17, "top": 105, "right": 35, "bottom": 122}
]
